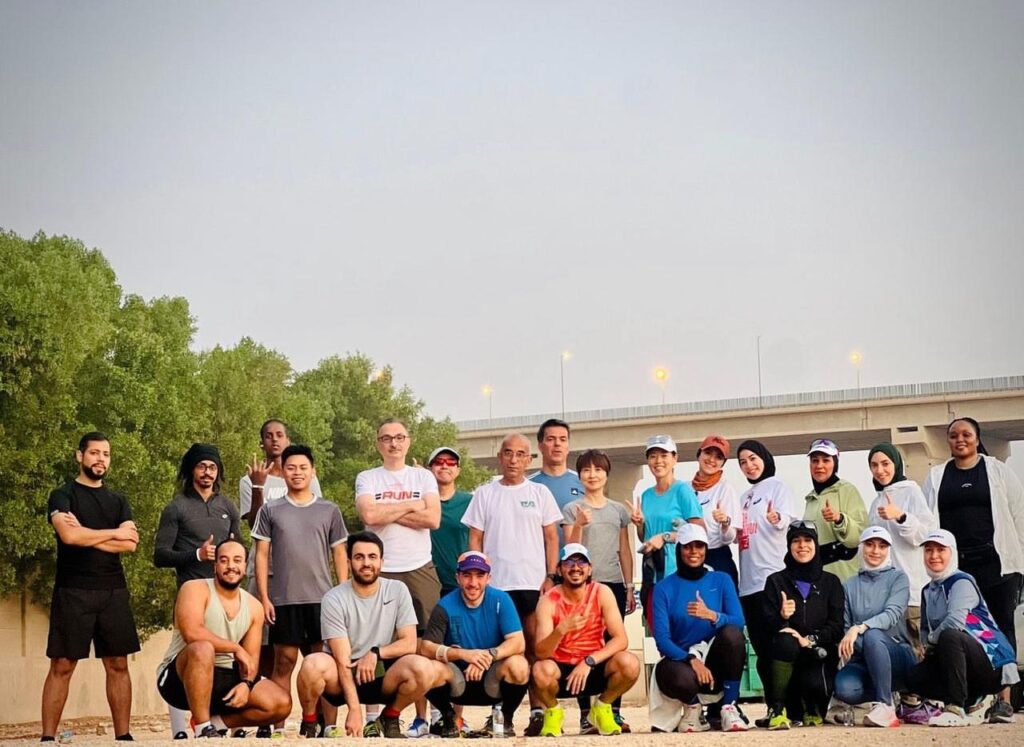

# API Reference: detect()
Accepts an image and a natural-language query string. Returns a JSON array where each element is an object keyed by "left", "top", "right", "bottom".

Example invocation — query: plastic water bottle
[
  {"left": 57, "top": 730, "right": 73, "bottom": 744},
  {"left": 491, "top": 705, "right": 506, "bottom": 738}
]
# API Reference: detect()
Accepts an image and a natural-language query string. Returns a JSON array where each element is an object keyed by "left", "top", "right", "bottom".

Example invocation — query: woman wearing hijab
[
  {"left": 921, "top": 417, "right": 1024, "bottom": 725},
  {"left": 832, "top": 527, "right": 915, "bottom": 728},
  {"left": 759, "top": 521, "right": 844, "bottom": 730},
  {"left": 733, "top": 440, "right": 801, "bottom": 713},
  {"left": 865, "top": 443, "right": 936, "bottom": 651},
  {"left": 803, "top": 438, "right": 868, "bottom": 581},
  {"left": 903, "top": 529, "right": 1019, "bottom": 727},
  {"left": 650, "top": 524, "right": 748, "bottom": 733},
  {"left": 691, "top": 435, "right": 740, "bottom": 586}
]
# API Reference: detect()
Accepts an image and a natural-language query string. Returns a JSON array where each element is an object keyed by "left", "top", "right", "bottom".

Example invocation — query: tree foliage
[{"left": 0, "top": 229, "right": 491, "bottom": 638}]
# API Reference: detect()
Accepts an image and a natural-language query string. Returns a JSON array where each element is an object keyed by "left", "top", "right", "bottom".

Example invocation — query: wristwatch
[
  {"left": 805, "top": 635, "right": 818, "bottom": 648},
  {"left": 584, "top": 655, "right": 597, "bottom": 667},
  {"left": 488, "top": 647, "right": 499, "bottom": 660},
  {"left": 662, "top": 532, "right": 672, "bottom": 543},
  {"left": 370, "top": 646, "right": 381, "bottom": 659},
  {"left": 547, "top": 572, "right": 559, "bottom": 582}
]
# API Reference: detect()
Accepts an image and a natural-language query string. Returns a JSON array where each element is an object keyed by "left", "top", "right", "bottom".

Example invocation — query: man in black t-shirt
[{"left": 41, "top": 432, "right": 141, "bottom": 742}]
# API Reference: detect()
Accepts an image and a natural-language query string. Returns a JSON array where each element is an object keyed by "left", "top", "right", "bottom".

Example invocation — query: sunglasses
[
  {"left": 561, "top": 558, "right": 591, "bottom": 569},
  {"left": 432, "top": 457, "right": 458, "bottom": 467},
  {"left": 789, "top": 520, "right": 817, "bottom": 531}
]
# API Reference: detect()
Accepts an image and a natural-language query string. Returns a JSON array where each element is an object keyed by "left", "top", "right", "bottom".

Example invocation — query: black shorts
[
  {"left": 322, "top": 663, "right": 395, "bottom": 707},
  {"left": 555, "top": 660, "right": 609, "bottom": 698},
  {"left": 270, "top": 603, "right": 322, "bottom": 647},
  {"left": 506, "top": 589, "right": 540, "bottom": 621},
  {"left": 157, "top": 656, "right": 245, "bottom": 715},
  {"left": 47, "top": 586, "right": 140, "bottom": 660},
  {"left": 381, "top": 563, "right": 441, "bottom": 635}
]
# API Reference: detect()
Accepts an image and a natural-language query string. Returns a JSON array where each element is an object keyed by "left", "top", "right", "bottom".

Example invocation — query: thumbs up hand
[
  {"left": 877, "top": 491, "right": 905, "bottom": 522},
  {"left": 199, "top": 534, "right": 216, "bottom": 562},
  {"left": 711, "top": 499, "right": 730, "bottom": 527},
  {"left": 765, "top": 500, "right": 780, "bottom": 526},
  {"left": 780, "top": 590, "right": 796, "bottom": 620},
  {"left": 821, "top": 497, "right": 841, "bottom": 524},
  {"left": 687, "top": 590, "right": 717, "bottom": 623}
]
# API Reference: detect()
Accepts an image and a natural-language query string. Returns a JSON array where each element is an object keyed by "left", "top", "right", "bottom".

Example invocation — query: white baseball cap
[
  {"left": 560, "top": 543, "right": 591, "bottom": 562},
  {"left": 858, "top": 526, "right": 893, "bottom": 545},
  {"left": 675, "top": 523, "right": 709, "bottom": 547},
  {"left": 920, "top": 528, "right": 957, "bottom": 548},
  {"left": 807, "top": 438, "right": 840, "bottom": 457},
  {"left": 645, "top": 434, "right": 677, "bottom": 455}
]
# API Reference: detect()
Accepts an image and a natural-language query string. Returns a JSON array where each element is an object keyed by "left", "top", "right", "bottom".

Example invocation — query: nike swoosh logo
[{"left": 383, "top": 599, "right": 394, "bottom": 605}]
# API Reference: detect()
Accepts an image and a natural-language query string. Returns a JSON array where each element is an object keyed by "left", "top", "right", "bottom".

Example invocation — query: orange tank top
[{"left": 548, "top": 582, "right": 606, "bottom": 664}]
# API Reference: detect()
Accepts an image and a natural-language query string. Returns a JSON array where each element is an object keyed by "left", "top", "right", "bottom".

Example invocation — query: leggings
[
  {"left": 740, "top": 592, "right": 773, "bottom": 702},
  {"left": 905, "top": 628, "right": 1003, "bottom": 709},
  {"left": 833, "top": 629, "right": 917, "bottom": 705},
  {"left": 654, "top": 625, "right": 746, "bottom": 704},
  {"left": 978, "top": 573, "right": 1022, "bottom": 655},
  {"left": 769, "top": 631, "right": 836, "bottom": 717}
]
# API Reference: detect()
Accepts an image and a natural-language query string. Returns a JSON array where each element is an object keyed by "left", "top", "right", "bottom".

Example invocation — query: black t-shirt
[
  {"left": 48, "top": 481, "right": 133, "bottom": 589},
  {"left": 937, "top": 459, "right": 1000, "bottom": 581}
]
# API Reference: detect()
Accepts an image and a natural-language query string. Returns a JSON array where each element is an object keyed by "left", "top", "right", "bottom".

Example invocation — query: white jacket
[
  {"left": 868, "top": 479, "right": 936, "bottom": 600},
  {"left": 923, "top": 456, "right": 1024, "bottom": 576}
]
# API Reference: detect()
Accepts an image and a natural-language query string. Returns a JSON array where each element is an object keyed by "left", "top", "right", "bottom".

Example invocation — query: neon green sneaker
[
  {"left": 540, "top": 706, "right": 564, "bottom": 737},
  {"left": 588, "top": 701, "right": 622, "bottom": 736},
  {"left": 803, "top": 711, "right": 823, "bottom": 727},
  {"left": 768, "top": 707, "right": 791, "bottom": 731}
]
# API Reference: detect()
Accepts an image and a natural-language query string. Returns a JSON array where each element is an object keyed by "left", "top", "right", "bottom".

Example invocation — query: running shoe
[
  {"left": 197, "top": 725, "right": 224, "bottom": 739},
  {"left": 803, "top": 710, "right": 823, "bottom": 727},
  {"left": 173, "top": 732, "right": 189, "bottom": 740},
  {"left": 539, "top": 706, "right": 564, "bottom": 737},
  {"left": 403, "top": 718, "right": 429, "bottom": 739},
  {"left": 299, "top": 721, "right": 319, "bottom": 739},
  {"left": 321, "top": 726, "right": 342, "bottom": 738},
  {"left": 613, "top": 712, "right": 631, "bottom": 733},
  {"left": 578, "top": 715, "right": 597, "bottom": 735},
  {"left": 587, "top": 701, "right": 621, "bottom": 736},
  {"left": 767, "top": 707, "right": 791, "bottom": 731},
  {"left": 481, "top": 714, "right": 515, "bottom": 738},
  {"left": 928, "top": 705, "right": 970, "bottom": 727},
  {"left": 676, "top": 703, "right": 710, "bottom": 733},
  {"left": 523, "top": 711, "right": 545, "bottom": 737},
  {"left": 720, "top": 704, "right": 750, "bottom": 732},
  {"left": 863, "top": 702, "right": 899, "bottom": 728},
  {"left": 897, "top": 700, "right": 942, "bottom": 725},
  {"left": 986, "top": 699, "right": 1016, "bottom": 724},
  {"left": 432, "top": 709, "right": 460, "bottom": 739}
]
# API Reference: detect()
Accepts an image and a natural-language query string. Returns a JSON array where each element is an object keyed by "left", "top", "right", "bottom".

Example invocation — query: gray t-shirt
[
  {"left": 320, "top": 578, "right": 418, "bottom": 659},
  {"left": 562, "top": 499, "right": 630, "bottom": 584},
  {"left": 251, "top": 496, "right": 348, "bottom": 605}
]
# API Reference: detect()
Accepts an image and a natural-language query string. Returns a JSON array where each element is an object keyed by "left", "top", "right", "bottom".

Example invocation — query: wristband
[
  {"left": 436, "top": 645, "right": 449, "bottom": 662},
  {"left": 196, "top": 548, "right": 203, "bottom": 561},
  {"left": 251, "top": 484, "right": 264, "bottom": 490},
  {"left": 370, "top": 646, "right": 381, "bottom": 659},
  {"left": 242, "top": 678, "right": 256, "bottom": 689}
]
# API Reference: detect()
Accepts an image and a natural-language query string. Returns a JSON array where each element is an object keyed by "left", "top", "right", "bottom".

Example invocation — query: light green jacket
[{"left": 803, "top": 479, "right": 868, "bottom": 581}]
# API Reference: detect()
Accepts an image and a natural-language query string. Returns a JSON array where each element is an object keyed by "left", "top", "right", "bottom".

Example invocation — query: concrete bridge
[{"left": 456, "top": 375, "right": 1024, "bottom": 499}]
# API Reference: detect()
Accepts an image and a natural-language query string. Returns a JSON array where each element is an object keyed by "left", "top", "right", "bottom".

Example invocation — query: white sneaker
[
  {"left": 863, "top": 702, "right": 899, "bottom": 728},
  {"left": 404, "top": 718, "right": 431, "bottom": 738},
  {"left": 928, "top": 706, "right": 970, "bottom": 727},
  {"left": 677, "top": 704, "right": 710, "bottom": 733},
  {"left": 720, "top": 704, "right": 749, "bottom": 732},
  {"left": 965, "top": 695, "right": 992, "bottom": 725}
]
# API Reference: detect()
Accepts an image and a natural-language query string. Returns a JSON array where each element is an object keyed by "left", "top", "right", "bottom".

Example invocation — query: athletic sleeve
[
  {"left": 354, "top": 470, "right": 372, "bottom": 498},
  {"left": 239, "top": 476, "right": 252, "bottom": 517},
  {"left": 423, "top": 604, "right": 450, "bottom": 645},
  {"left": 616, "top": 502, "right": 630, "bottom": 529},
  {"left": 930, "top": 578, "right": 980, "bottom": 643},
  {"left": 652, "top": 582, "right": 688, "bottom": 660},
  {"left": 497, "top": 591, "right": 523, "bottom": 635},
  {"left": 834, "top": 482, "right": 867, "bottom": 547},
  {"left": 675, "top": 483, "right": 702, "bottom": 521},
  {"left": 47, "top": 486, "right": 71, "bottom": 522},
  {"left": 118, "top": 492, "right": 134, "bottom": 524},
  {"left": 861, "top": 570, "right": 909, "bottom": 631},
  {"left": 714, "top": 574, "right": 745, "bottom": 631},
  {"left": 328, "top": 505, "right": 348, "bottom": 547},
  {"left": 538, "top": 485, "right": 563, "bottom": 526},
  {"left": 320, "top": 589, "right": 350, "bottom": 642},
  {"left": 461, "top": 490, "right": 486, "bottom": 531},
  {"left": 419, "top": 468, "right": 439, "bottom": 495},
  {"left": 153, "top": 502, "right": 193, "bottom": 569},
  {"left": 395, "top": 583, "right": 419, "bottom": 630},
  {"left": 227, "top": 500, "right": 241, "bottom": 541},
  {"left": 815, "top": 575, "right": 847, "bottom": 646},
  {"left": 251, "top": 503, "right": 272, "bottom": 542},
  {"left": 562, "top": 501, "right": 579, "bottom": 527}
]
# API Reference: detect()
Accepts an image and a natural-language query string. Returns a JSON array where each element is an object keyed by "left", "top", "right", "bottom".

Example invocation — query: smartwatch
[{"left": 584, "top": 655, "right": 597, "bottom": 667}]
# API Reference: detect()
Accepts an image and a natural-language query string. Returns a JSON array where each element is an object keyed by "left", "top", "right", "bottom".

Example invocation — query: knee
[
  {"left": 833, "top": 668, "right": 864, "bottom": 704},
  {"left": 936, "top": 628, "right": 968, "bottom": 653},
  {"left": 611, "top": 652, "right": 640, "bottom": 681},
  {"left": 298, "top": 652, "right": 329, "bottom": 682},
  {"left": 102, "top": 656, "right": 129, "bottom": 675},
  {"left": 49, "top": 658, "right": 77, "bottom": 678},
  {"left": 531, "top": 660, "right": 559, "bottom": 688},
  {"left": 504, "top": 655, "right": 530, "bottom": 684},
  {"left": 184, "top": 640, "right": 216, "bottom": 665},
  {"left": 408, "top": 656, "right": 436, "bottom": 688},
  {"left": 862, "top": 627, "right": 887, "bottom": 650},
  {"left": 718, "top": 624, "right": 745, "bottom": 649},
  {"left": 274, "top": 646, "right": 298, "bottom": 671},
  {"left": 270, "top": 686, "right": 292, "bottom": 720},
  {"left": 771, "top": 633, "right": 800, "bottom": 662}
]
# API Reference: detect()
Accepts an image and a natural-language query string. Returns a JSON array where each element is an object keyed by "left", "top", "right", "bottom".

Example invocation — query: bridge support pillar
[
  {"left": 891, "top": 426, "right": 1012, "bottom": 483},
  {"left": 607, "top": 462, "right": 646, "bottom": 504}
]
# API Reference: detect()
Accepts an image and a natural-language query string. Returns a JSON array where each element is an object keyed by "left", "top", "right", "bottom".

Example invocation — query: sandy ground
[{"left": 3, "top": 702, "right": 1022, "bottom": 745}]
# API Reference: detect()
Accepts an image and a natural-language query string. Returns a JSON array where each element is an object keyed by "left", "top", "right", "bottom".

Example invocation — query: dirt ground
[{"left": 3, "top": 702, "right": 1022, "bottom": 745}]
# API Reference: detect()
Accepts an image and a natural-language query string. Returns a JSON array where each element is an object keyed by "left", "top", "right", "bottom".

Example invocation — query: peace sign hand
[{"left": 626, "top": 498, "right": 644, "bottom": 527}]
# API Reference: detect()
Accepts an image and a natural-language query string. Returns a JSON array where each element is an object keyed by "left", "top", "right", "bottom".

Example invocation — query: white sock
[
  {"left": 210, "top": 716, "right": 227, "bottom": 731},
  {"left": 169, "top": 706, "right": 189, "bottom": 735},
  {"left": 193, "top": 721, "right": 211, "bottom": 737}
]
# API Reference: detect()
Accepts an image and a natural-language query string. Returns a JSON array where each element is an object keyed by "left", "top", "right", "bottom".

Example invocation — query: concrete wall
[{"left": 0, "top": 593, "right": 172, "bottom": 725}]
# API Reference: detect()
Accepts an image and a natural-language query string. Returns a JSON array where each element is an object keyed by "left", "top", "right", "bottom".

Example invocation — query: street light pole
[
  {"left": 756, "top": 335, "right": 763, "bottom": 407},
  {"left": 560, "top": 351, "right": 571, "bottom": 418},
  {"left": 481, "top": 385, "right": 493, "bottom": 421},
  {"left": 653, "top": 366, "right": 670, "bottom": 413},
  {"left": 849, "top": 351, "right": 863, "bottom": 399}
]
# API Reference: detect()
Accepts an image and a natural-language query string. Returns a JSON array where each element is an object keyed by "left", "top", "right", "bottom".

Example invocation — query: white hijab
[{"left": 922, "top": 529, "right": 959, "bottom": 583}]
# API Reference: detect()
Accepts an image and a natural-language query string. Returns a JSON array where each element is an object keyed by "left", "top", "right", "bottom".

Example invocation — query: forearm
[
  {"left": 181, "top": 626, "right": 246, "bottom": 656},
  {"left": 255, "top": 549, "right": 270, "bottom": 600},
  {"left": 544, "top": 528, "right": 558, "bottom": 574},
  {"left": 590, "top": 632, "right": 628, "bottom": 663},
  {"left": 380, "top": 636, "right": 417, "bottom": 660},
  {"left": 358, "top": 500, "right": 422, "bottom": 526},
  {"left": 496, "top": 635, "right": 525, "bottom": 658},
  {"left": 468, "top": 528, "right": 483, "bottom": 552},
  {"left": 534, "top": 630, "right": 564, "bottom": 660},
  {"left": 95, "top": 539, "right": 138, "bottom": 553},
  {"left": 336, "top": 661, "right": 362, "bottom": 711},
  {"left": 394, "top": 509, "right": 439, "bottom": 529},
  {"left": 153, "top": 544, "right": 196, "bottom": 569},
  {"left": 245, "top": 488, "right": 265, "bottom": 527},
  {"left": 61, "top": 525, "right": 120, "bottom": 548},
  {"left": 566, "top": 524, "right": 583, "bottom": 544}
]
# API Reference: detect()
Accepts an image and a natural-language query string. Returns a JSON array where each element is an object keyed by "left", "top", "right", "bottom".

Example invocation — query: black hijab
[
  {"left": 675, "top": 542, "right": 708, "bottom": 581},
  {"left": 784, "top": 522, "right": 824, "bottom": 582},
  {"left": 736, "top": 440, "right": 776, "bottom": 485}
]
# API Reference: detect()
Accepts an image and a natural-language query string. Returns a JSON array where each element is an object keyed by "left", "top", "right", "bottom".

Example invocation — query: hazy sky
[{"left": 3, "top": 1, "right": 1023, "bottom": 423}]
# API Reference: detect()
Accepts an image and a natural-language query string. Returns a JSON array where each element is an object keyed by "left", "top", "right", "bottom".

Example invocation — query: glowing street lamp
[
  {"left": 481, "top": 384, "right": 494, "bottom": 421},
  {"left": 560, "top": 351, "right": 571, "bottom": 418},
  {"left": 653, "top": 366, "right": 670, "bottom": 411},
  {"left": 849, "top": 351, "right": 863, "bottom": 396}
]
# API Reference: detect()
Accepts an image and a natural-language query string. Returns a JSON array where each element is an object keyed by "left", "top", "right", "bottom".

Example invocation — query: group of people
[{"left": 38, "top": 414, "right": 1023, "bottom": 740}]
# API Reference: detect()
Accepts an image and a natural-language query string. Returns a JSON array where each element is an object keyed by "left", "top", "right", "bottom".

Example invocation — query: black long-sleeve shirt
[
  {"left": 762, "top": 568, "right": 845, "bottom": 648},
  {"left": 154, "top": 491, "right": 241, "bottom": 587}
]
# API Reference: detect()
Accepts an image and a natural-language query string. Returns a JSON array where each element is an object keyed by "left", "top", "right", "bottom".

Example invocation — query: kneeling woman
[
  {"left": 651, "top": 524, "right": 748, "bottom": 733},
  {"left": 833, "top": 527, "right": 916, "bottom": 728},
  {"left": 903, "top": 529, "right": 1019, "bottom": 727},
  {"left": 761, "top": 521, "right": 844, "bottom": 729}
]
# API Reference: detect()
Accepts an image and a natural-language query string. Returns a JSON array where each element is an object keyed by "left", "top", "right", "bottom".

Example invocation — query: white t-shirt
[
  {"left": 355, "top": 465, "right": 439, "bottom": 573},
  {"left": 736, "top": 476, "right": 801, "bottom": 597},
  {"left": 239, "top": 473, "right": 322, "bottom": 576},
  {"left": 696, "top": 480, "right": 741, "bottom": 550},
  {"left": 461, "top": 479, "right": 563, "bottom": 591}
]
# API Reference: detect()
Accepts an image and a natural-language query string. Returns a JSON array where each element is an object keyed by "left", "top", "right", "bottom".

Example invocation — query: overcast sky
[{"left": 3, "top": 1, "right": 1023, "bottom": 424}]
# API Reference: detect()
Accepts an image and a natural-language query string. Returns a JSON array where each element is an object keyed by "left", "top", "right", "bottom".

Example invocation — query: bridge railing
[{"left": 455, "top": 375, "right": 1024, "bottom": 432}]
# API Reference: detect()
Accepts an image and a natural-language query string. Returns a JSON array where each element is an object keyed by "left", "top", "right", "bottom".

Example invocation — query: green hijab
[{"left": 867, "top": 442, "right": 905, "bottom": 490}]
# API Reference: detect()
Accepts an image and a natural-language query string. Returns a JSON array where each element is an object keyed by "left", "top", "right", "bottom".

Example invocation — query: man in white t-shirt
[
  {"left": 462, "top": 433, "right": 562, "bottom": 737},
  {"left": 355, "top": 418, "right": 441, "bottom": 736}
]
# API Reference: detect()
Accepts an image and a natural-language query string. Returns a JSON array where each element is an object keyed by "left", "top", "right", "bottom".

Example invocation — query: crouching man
[
  {"left": 156, "top": 540, "right": 290, "bottom": 738},
  {"left": 296, "top": 531, "right": 443, "bottom": 738},
  {"left": 421, "top": 551, "right": 530, "bottom": 736},
  {"left": 531, "top": 543, "right": 641, "bottom": 736}
]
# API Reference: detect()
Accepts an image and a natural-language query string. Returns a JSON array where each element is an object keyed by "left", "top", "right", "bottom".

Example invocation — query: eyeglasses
[
  {"left": 195, "top": 463, "right": 219, "bottom": 473},
  {"left": 377, "top": 434, "right": 408, "bottom": 445},
  {"left": 432, "top": 457, "right": 458, "bottom": 467},
  {"left": 501, "top": 449, "right": 530, "bottom": 460},
  {"left": 561, "top": 558, "right": 591, "bottom": 569}
]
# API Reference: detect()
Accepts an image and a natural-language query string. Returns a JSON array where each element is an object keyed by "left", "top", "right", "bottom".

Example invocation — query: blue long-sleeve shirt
[{"left": 652, "top": 569, "right": 745, "bottom": 661}]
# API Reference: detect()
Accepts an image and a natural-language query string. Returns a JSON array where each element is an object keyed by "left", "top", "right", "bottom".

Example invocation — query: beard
[
  {"left": 216, "top": 576, "right": 242, "bottom": 591},
  {"left": 352, "top": 568, "right": 380, "bottom": 588},
  {"left": 563, "top": 574, "right": 589, "bottom": 589},
  {"left": 82, "top": 463, "right": 106, "bottom": 481}
]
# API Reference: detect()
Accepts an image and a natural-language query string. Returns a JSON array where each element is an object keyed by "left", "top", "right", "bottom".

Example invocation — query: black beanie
[{"left": 179, "top": 443, "right": 224, "bottom": 481}]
